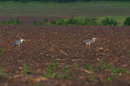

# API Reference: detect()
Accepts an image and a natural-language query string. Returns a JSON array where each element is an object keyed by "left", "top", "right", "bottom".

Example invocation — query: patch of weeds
[
  {"left": 0, "top": 48, "right": 4, "bottom": 54},
  {"left": 0, "top": 19, "right": 21, "bottom": 25},
  {"left": 86, "top": 64, "right": 95, "bottom": 72},
  {"left": 51, "top": 20, "right": 56, "bottom": 24},
  {"left": 32, "top": 21, "right": 43, "bottom": 25},
  {"left": 23, "top": 64, "right": 30, "bottom": 75},
  {"left": 73, "top": 64, "right": 81, "bottom": 69},
  {"left": 88, "top": 73, "right": 97, "bottom": 82},
  {"left": 0, "top": 67, "right": 7, "bottom": 77},
  {"left": 44, "top": 58, "right": 58, "bottom": 78},
  {"left": 124, "top": 17, "right": 130, "bottom": 26},
  {"left": 44, "top": 58, "right": 71, "bottom": 79},
  {"left": 85, "top": 64, "right": 97, "bottom": 81},
  {"left": 107, "top": 72, "right": 120, "bottom": 82},
  {"left": 101, "top": 17, "right": 118, "bottom": 26},
  {"left": 58, "top": 65, "right": 71, "bottom": 79},
  {"left": 83, "top": 17, "right": 97, "bottom": 25},
  {"left": 7, "top": 19, "right": 21, "bottom": 25},
  {"left": 99, "top": 60, "right": 130, "bottom": 82},
  {"left": 99, "top": 60, "right": 112, "bottom": 71},
  {"left": 107, "top": 66, "right": 129, "bottom": 82},
  {"left": 99, "top": 60, "right": 106, "bottom": 71}
]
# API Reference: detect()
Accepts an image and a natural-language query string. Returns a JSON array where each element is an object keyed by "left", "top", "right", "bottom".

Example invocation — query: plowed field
[{"left": 0, "top": 25, "right": 130, "bottom": 86}]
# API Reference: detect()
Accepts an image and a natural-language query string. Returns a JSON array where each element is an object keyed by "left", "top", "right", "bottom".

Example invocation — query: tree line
[{"left": 0, "top": 0, "right": 130, "bottom": 2}]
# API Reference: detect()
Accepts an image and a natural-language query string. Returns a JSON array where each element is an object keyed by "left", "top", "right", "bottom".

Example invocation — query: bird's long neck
[
  {"left": 93, "top": 39, "right": 96, "bottom": 42},
  {"left": 20, "top": 40, "right": 23, "bottom": 43}
]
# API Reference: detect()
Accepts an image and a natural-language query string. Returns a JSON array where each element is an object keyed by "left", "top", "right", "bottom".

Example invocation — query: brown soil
[{"left": 0, "top": 25, "right": 130, "bottom": 86}]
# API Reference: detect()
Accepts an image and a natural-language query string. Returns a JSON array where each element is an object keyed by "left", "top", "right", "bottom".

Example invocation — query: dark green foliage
[
  {"left": 23, "top": 64, "right": 31, "bottom": 75},
  {"left": 56, "top": 19, "right": 67, "bottom": 25},
  {"left": 124, "top": 17, "right": 130, "bottom": 26},
  {"left": 86, "top": 64, "right": 95, "bottom": 72},
  {"left": 0, "top": 48, "right": 4, "bottom": 54},
  {"left": 33, "top": 21, "right": 43, "bottom": 25},
  {"left": 0, "top": 19, "right": 21, "bottom": 25},
  {"left": 67, "top": 17, "right": 79, "bottom": 25},
  {"left": 7, "top": 19, "right": 21, "bottom": 25},
  {"left": 51, "top": 20, "right": 56, "bottom": 24},
  {"left": 101, "top": 17, "right": 118, "bottom": 26},
  {"left": 56, "top": 17, "right": 98, "bottom": 25},
  {"left": 83, "top": 18, "right": 97, "bottom": 25},
  {"left": 44, "top": 58, "right": 58, "bottom": 78}
]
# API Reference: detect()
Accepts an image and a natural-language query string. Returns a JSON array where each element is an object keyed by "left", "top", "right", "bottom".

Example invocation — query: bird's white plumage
[
  {"left": 12, "top": 39, "right": 26, "bottom": 46},
  {"left": 83, "top": 38, "right": 97, "bottom": 49},
  {"left": 83, "top": 38, "right": 97, "bottom": 44}
]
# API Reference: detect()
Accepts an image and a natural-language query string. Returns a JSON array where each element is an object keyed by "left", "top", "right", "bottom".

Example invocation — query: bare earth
[{"left": 0, "top": 25, "right": 130, "bottom": 86}]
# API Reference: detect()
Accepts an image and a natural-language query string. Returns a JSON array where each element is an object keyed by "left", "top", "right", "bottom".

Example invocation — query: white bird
[
  {"left": 12, "top": 39, "right": 26, "bottom": 47},
  {"left": 83, "top": 38, "right": 97, "bottom": 49}
]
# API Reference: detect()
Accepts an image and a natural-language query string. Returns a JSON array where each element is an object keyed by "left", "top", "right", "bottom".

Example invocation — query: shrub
[
  {"left": 51, "top": 20, "right": 56, "bottom": 24},
  {"left": 32, "top": 21, "right": 43, "bottom": 25},
  {"left": 56, "top": 19, "right": 68, "bottom": 25},
  {"left": 83, "top": 17, "right": 97, "bottom": 25},
  {"left": 7, "top": 19, "right": 21, "bottom": 25},
  {"left": 67, "top": 17, "right": 79, "bottom": 25},
  {"left": 124, "top": 17, "right": 130, "bottom": 26},
  {"left": 101, "top": 17, "right": 118, "bottom": 26},
  {"left": 0, "top": 19, "right": 21, "bottom": 25}
]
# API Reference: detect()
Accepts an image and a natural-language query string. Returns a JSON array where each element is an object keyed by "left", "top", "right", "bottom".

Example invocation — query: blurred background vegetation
[{"left": 0, "top": 0, "right": 130, "bottom": 2}]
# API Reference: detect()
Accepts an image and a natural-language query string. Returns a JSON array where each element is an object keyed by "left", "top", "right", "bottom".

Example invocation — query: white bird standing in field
[
  {"left": 83, "top": 38, "right": 97, "bottom": 49},
  {"left": 12, "top": 39, "right": 26, "bottom": 47}
]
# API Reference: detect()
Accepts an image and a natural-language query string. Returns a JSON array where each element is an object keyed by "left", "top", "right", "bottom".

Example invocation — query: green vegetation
[
  {"left": 0, "top": 0, "right": 130, "bottom": 2},
  {"left": 86, "top": 64, "right": 97, "bottom": 81},
  {"left": 0, "top": 2, "right": 130, "bottom": 17},
  {"left": 23, "top": 64, "right": 31, "bottom": 75},
  {"left": 99, "top": 60, "right": 112, "bottom": 71},
  {"left": 44, "top": 58, "right": 58, "bottom": 78},
  {"left": 44, "top": 58, "right": 71, "bottom": 79},
  {"left": 73, "top": 64, "right": 81, "bottom": 69},
  {"left": 0, "top": 19, "right": 21, "bottom": 25},
  {"left": 86, "top": 64, "right": 95, "bottom": 72},
  {"left": 85, "top": 60, "right": 130, "bottom": 82},
  {"left": 0, "top": 16, "right": 127, "bottom": 26},
  {"left": 33, "top": 16, "right": 129, "bottom": 26},
  {"left": 107, "top": 67, "right": 128, "bottom": 82},
  {"left": 0, "top": 48, "right": 4, "bottom": 54},
  {"left": 88, "top": 73, "right": 97, "bottom": 81},
  {"left": 101, "top": 17, "right": 118, "bottom": 26},
  {"left": 0, "top": 67, "right": 7, "bottom": 77},
  {"left": 124, "top": 17, "right": 130, "bottom": 26},
  {"left": 0, "top": 16, "right": 128, "bottom": 26}
]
